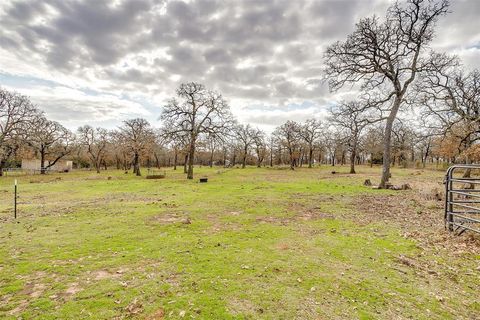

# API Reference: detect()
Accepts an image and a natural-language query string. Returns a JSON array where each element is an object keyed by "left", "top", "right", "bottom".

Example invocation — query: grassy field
[{"left": 0, "top": 166, "right": 478, "bottom": 319}]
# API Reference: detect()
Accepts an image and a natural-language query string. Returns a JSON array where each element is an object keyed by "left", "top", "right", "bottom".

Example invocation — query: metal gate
[{"left": 445, "top": 165, "right": 480, "bottom": 234}]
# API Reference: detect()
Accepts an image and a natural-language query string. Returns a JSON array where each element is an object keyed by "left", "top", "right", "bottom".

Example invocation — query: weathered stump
[{"left": 363, "top": 179, "right": 372, "bottom": 186}]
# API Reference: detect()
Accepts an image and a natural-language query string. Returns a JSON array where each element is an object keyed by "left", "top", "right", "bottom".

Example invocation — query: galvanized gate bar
[{"left": 444, "top": 165, "right": 480, "bottom": 234}]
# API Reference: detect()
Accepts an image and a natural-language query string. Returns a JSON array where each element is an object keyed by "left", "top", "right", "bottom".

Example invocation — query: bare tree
[
  {"left": 118, "top": 118, "right": 155, "bottom": 176},
  {"left": 160, "top": 82, "right": 234, "bottom": 179},
  {"left": 77, "top": 125, "right": 110, "bottom": 173},
  {"left": 27, "top": 116, "right": 75, "bottom": 174},
  {"left": 253, "top": 129, "right": 267, "bottom": 167},
  {"left": 273, "top": 120, "right": 302, "bottom": 170},
  {"left": 329, "top": 102, "right": 370, "bottom": 174},
  {"left": 324, "top": 128, "right": 347, "bottom": 166},
  {"left": 160, "top": 125, "right": 190, "bottom": 171},
  {"left": 234, "top": 124, "right": 257, "bottom": 168},
  {"left": 299, "top": 119, "right": 323, "bottom": 168},
  {"left": 325, "top": 0, "right": 452, "bottom": 188},
  {"left": 363, "top": 125, "right": 384, "bottom": 167},
  {"left": 390, "top": 121, "right": 417, "bottom": 167},
  {"left": 421, "top": 68, "right": 480, "bottom": 158},
  {"left": 0, "top": 88, "right": 37, "bottom": 176},
  {"left": 204, "top": 133, "right": 224, "bottom": 168}
]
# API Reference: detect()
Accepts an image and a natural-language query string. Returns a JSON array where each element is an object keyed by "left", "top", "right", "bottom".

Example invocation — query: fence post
[{"left": 14, "top": 179, "right": 17, "bottom": 219}]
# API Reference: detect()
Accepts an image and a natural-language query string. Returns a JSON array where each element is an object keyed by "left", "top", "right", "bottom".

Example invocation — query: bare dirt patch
[
  {"left": 147, "top": 308, "right": 165, "bottom": 319},
  {"left": 91, "top": 270, "right": 121, "bottom": 280},
  {"left": 8, "top": 300, "right": 29, "bottom": 316},
  {"left": 227, "top": 298, "right": 258, "bottom": 316},
  {"left": 64, "top": 282, "right": 82, "bottom": 296},
  {"left": 352, "top": 192, "right": 480, "bottom": 254},
  {"left": 147, "top": 212, "right": 191, "bottom": 225},
  {"left": 22, "top": 282, "right": 46, "bottom": 299}
]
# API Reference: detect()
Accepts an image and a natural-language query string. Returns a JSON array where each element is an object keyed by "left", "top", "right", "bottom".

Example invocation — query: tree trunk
[
  {"left": 289, "top": 150, "right": 295, "bottom": 170},
  {"left": 308, "top": 147, "right": 313, "bottom": 168},
  {"left": 0, "top": 160, "right": 5, "bottom": 176},
  {"left": 187, "top": 145, "right": 195, "bottom": 179},
  {"left": 223, "top": 149, "right": 227, "bottom": 168},
  {"left": 133, "top": 153, "right": 141, "bottom": 176},
  {"left": 184, "top": 154, "right": 188, "bottom": 174},
  {"left": 210, "top": 150, "right": 214, "bottom": 168},
  {"left": 95, "top": 160, "right": 101, "bottom": 173},
  {"left": 350, "top": 142, "right": 357, "bottom": 174},
  {"left": 173, "top": 150, "right": 178, "bottom": 170},
  {"left": 154, "top": 153, "right": 160, "bottom": 169},
  {"left": 187, "top": 141, "right": 195, "bottom": 179},
  {"left": 115, "top": 156, "right": 121, "bottom": 170},
  {"left": 379, "top": 98, "right": 401, "bottom": 189},
  {"left": 242, "top": 146, "right": 247, "bottom": 168},
  {"left": 40, "top": 148, "right": 46, "bottom": 174}
]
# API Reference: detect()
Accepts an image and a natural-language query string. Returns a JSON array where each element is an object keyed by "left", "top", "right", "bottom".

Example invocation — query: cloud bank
[{"left": 0, "top": 0, "right": 479, "bottom": 131}]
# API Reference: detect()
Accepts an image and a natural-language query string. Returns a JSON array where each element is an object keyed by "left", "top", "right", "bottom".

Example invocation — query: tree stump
[{"left": 363, "top": 179, "right": 372, "bottom": 186}]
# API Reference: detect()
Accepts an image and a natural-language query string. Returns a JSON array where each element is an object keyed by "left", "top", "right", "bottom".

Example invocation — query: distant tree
[
  {"left": 421, "top": 69, "right": 480, "bottom": 162},
  {"left": 161, "top": 82, "right": 234, "bottom": 179},
  {"left": 362, "top": 125, "right": 384, "bottom": 167},
  {"left": 325, "top": 0, "right": 453, "bottom": 188},
  {"left": 118, "top": 118, "right": 155, "bottom": 176},
  {"left": 160, "top": 125, "right": 190, "bottom": 171},
  {"left": 0, "top": 88, "right": 37, "bottom": 176},
  {"left": 273, "top": 120, "right": 302, "bottom": 170},
  {"left": 27, "top": 116, "right": 75, "bottom": 174},
  {"left": 204, "top": 133, "right": 224, "bottom": 168},
  {"left": 390, "top": 122, "right": 417, "bottom": 167},
  {"left": 77, "top": 125, "right": 110, "bottom": 173},
  {"left": 268, "top": 135, "right": 276, "bottom": 167},
  {"left": 234, "top": 124, "right": 257, "bottom": 168},
  {"left": 253, "top": 129, "right": 267, "bottom": 167},
  {"left": 324, "top": 128, "right": 346, "bottom": 166},
  {"left": 299, "top": 119, "right": 323, "bottom": 168},
  {"left": 329, "top": 102, "right": 370, "bottom": 173}
]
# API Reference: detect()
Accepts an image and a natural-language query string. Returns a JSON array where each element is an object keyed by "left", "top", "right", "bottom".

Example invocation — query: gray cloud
[{"left": 0, "top": 0, "right": 479, "bottom": 128}]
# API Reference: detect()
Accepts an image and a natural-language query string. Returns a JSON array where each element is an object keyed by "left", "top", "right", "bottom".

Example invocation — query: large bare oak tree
[
  {"left": 161, "top": 82, "right": 234, "bottom": 179},
  {"left": 325, "top": 0, "right": 452, "bottom": 188}
]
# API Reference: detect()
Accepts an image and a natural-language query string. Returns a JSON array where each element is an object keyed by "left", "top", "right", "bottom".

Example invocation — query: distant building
[{"left": 21, "top": 159, "right": 73, "bottom": 172}]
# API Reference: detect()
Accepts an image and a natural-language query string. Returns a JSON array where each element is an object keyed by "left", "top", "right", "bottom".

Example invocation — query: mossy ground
[{"left": 0, "top": 166, "right": 478, "bottom": 319}]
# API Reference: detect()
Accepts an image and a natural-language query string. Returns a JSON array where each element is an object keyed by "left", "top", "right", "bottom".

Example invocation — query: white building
[{"left": 21, "top": 159, "right": 73, "bottom": 172}]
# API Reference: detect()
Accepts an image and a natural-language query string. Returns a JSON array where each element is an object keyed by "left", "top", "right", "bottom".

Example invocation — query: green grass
[{"left": 0, "top": 166, "right": 478, "bottom": 319}]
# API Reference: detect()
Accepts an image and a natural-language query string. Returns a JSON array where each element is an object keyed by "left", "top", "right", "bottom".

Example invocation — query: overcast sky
[{"left": 0, "top": 0, "right": 479, "bottom": 132}]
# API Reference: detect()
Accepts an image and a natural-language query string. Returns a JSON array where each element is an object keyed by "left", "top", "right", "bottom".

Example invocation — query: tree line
[{"left": 1, "top": 0, "right": 479, "bottom": 187}]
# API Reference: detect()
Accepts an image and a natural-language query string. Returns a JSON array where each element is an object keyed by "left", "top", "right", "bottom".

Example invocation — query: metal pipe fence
[{"left": 445, "top": 165, "right": 480, "bottom": 235}]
